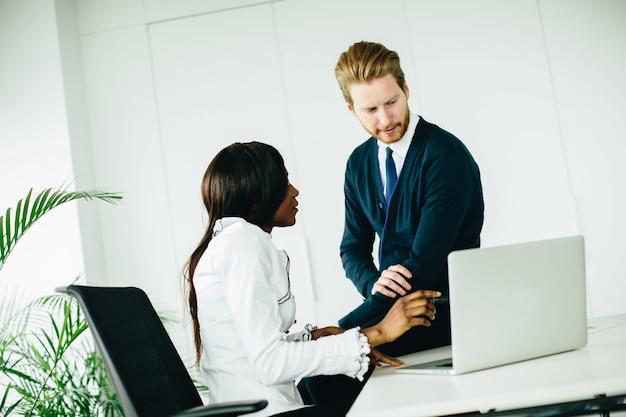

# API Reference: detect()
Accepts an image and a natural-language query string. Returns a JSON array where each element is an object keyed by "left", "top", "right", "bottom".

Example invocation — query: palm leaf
[
  {"left": 1, "top": 293, "right": 121, "bottom": 416},
  {"left": 0, "top": 184, "right": 123, "bottom": 416},
  {"left": 0, "top": 387, "right": 22, "bottom": 417},
  {"left": 0, "top": 185, "right": 122, "bottom": 272}
]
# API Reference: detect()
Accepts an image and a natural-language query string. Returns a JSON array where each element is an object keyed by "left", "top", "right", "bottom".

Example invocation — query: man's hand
[{"left": 371, "top": 264, "right": 413, "bottom": 297}]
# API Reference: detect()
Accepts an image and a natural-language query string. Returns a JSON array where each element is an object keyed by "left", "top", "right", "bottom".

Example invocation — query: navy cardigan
[{"left": 338, "top": 117, "right": 484, "bottom": 355}]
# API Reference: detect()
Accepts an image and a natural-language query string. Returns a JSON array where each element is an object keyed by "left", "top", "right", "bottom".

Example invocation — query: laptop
[{"left": 395, "top": 235, "right": 588, "bottom": 375}]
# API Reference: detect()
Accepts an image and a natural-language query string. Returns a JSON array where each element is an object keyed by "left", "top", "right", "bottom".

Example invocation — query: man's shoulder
[
  {"left": 415, "top": 117, "right": 472, "bottom": 155},
  {"left": 347, "top": 136, "right": 377, "bottom": 162},
  {"left": 415, "top": 117, "right": 457, "bottom": 142}
]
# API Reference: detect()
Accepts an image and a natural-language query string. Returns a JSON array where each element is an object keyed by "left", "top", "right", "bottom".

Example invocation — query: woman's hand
[
  {"left": 313, "top": 326, "right": 405, "bottom": 367},
  {"left": 369, "top": 348, "right": 404, "bottom": 367},
  {"left": 311, "top": 326, "right": 345, "bottom": 340},
  {"left": 361, "top": 290, "right": 441, "bottom": 348}
]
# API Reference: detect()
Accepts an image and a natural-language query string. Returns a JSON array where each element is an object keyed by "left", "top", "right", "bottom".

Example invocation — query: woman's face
[{"left": 262, "top": 182, "right": 299, "bottom": 232}]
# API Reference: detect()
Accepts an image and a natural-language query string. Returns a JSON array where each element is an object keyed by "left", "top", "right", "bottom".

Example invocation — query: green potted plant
[{"left": 0, "top": 186, "right": 123, "bottom": 416}]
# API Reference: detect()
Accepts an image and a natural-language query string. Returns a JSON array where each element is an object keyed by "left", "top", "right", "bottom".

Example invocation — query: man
[{"left": 335, "top": 41, "right": 484, "bottom": 357}]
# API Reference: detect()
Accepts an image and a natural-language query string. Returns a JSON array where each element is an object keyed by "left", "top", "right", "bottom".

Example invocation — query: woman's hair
[
  {"left": 183, "top": 141, "right": 289, "bottom": 365},
  {"left": 334, "top": 41, "right": 406, "bottom": 106}
]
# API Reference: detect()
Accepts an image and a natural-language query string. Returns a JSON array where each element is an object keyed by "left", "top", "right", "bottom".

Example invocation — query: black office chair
[{"left": 56, "top": 285, "right": 267, "bottom": 417}]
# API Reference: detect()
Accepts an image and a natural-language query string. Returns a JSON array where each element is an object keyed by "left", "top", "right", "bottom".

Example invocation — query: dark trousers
[
  {"left": 285, "top": 308, "right": 451, "bottom": 416},
  {"left": 286, "top": 366, "right": 375, "bottom": 417}
]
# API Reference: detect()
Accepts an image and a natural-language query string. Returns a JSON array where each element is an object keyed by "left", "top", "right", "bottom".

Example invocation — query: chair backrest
[{"left": 58, "top": 285, "right": 203, "bottom": 417}]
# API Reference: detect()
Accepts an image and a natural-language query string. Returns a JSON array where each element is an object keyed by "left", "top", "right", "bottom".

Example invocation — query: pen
[{"left": 429, "top": 296, "right": 449, "bottom": 304}]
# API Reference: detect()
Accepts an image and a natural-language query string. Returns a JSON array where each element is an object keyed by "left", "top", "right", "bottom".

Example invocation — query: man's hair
[{"left": 334, "top": 41, "right": 406, "bottom": 106}]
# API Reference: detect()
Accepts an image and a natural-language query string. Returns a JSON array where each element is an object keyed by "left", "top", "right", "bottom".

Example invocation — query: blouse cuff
[
  {"left": 303, "top": 324, "right": 318, "bottom": 341},
  {"left": 283, "top": 323, "right": 318, "bottom": 342},
  {"left": 351, "top": 327, "right": 371, "bottom": 381}
]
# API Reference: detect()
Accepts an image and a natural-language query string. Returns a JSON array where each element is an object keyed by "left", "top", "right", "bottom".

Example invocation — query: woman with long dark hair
[{"left": 183, "top": 141, "right": 440, "bottom": 416}]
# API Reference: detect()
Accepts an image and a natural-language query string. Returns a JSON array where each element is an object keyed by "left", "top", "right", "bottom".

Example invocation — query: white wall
[
  {"left": 4, "top": 0, "right": 625, "bottom": 364},
  {"left": 0, "top": 0, "right": 86, "bottom": 305}
]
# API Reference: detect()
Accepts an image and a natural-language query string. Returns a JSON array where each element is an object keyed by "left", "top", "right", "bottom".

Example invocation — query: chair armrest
[{"left": 170, "top": 399, "right": 268, "bottom": 417}]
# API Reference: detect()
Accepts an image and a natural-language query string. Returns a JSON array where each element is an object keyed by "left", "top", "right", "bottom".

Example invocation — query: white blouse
[{"left": 193, "top": 217, "right": 370, "bottom": 416}]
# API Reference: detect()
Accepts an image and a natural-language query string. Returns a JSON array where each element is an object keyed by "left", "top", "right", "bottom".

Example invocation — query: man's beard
[{"left": 371, "top": 106, "right": 410, "bottom": 143}]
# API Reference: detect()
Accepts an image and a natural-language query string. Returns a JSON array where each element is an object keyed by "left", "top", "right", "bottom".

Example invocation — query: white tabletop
[{"left": 348, "top": 314, "right": 626, "bottom": 417}]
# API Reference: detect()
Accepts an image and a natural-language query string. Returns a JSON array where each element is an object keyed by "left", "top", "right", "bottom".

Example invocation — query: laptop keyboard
[{"left": 436, "top": 361, "right": 453, "bottom": 368}]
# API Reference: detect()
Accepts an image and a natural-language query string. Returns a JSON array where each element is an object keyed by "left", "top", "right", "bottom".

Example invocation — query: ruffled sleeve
[
  {"left": 280, "top": 325, "right": 371, "bottom": 381},
  {"left": 346, "top": 327, "right": 371, "bottom": 381}
]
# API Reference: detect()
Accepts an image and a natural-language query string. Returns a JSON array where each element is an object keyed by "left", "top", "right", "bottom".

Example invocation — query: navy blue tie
[{"left": 385, "top": 147, "right": 397, "bottom": 204}]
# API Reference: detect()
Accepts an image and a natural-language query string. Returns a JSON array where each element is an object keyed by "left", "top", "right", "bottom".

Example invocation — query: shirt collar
[{"left": 377, "top": 113, "right": 419, "bottom": 158}]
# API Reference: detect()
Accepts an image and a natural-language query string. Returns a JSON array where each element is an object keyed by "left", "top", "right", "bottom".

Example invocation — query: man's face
[{"left": 347, "top": 73, "right": 410, "bottom": 145}]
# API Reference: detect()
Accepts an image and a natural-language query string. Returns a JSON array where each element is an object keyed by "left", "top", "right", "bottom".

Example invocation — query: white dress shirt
[
  {"left": 194, "top": 217, "right": 370, "bottom": 416},
  {"left": 377, "top": 113, "right": 419, "bottom": 196}
]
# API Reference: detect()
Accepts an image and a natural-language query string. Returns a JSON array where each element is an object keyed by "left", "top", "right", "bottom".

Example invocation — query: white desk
[{"left": 348, "top": 314, "right": 626, "bottom": 417}]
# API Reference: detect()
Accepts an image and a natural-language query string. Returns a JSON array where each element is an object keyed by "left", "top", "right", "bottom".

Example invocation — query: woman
[{"left": 183, "top": 141, "right": 439, "bottom": 416}]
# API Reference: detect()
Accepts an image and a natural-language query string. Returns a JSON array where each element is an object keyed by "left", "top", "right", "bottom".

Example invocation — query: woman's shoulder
[
  {"left": 210, "top": 218, "right": 273, "bottom": 254},
  {"left": 198, "top": 218, "right": 276, "bottom": 277},
  {"left": 213, "top": 217, "right": 267, "bottom": 239}
]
